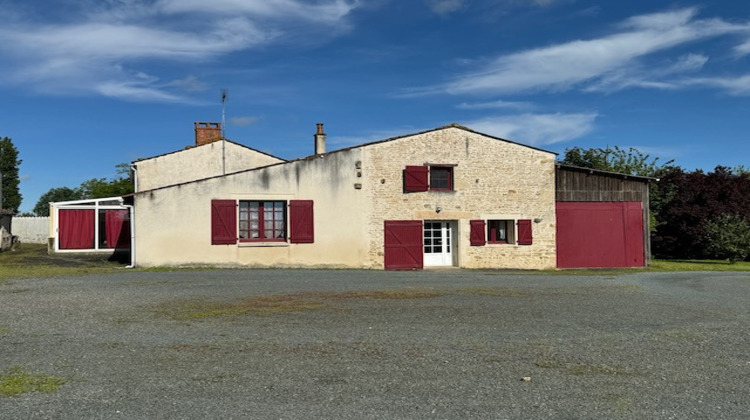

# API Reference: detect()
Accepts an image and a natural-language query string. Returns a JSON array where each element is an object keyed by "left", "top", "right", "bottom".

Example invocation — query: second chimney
[
  {"left": 314, "top": 123, "right": 326, "bottom": 155},
  {"left": 195, "top": 122, "right": 222, "bottom": 146}
]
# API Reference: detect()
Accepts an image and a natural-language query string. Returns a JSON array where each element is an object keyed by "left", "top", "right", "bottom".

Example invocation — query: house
[
  {"left": 50, "top": 122, "right": 653, "bottom": 269},
  {"left": 131, "top": 123, "right": 560, "bottom": 269}
]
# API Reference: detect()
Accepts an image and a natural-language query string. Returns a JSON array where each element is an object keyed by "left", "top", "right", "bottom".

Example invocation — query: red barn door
[
  {"left": 556, "top": 202, "right": 644, "bottom": 268},
  {"left": 384, "top": 221, "right": 423, "bottom": 270}
]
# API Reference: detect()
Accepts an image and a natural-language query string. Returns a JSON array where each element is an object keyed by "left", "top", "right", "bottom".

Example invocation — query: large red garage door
[
  {"left": 556, "top": 202, "right": 644, "bottom": 268},
  {"left": 384, "top": 220, "right": 423, "bottom": 270}
]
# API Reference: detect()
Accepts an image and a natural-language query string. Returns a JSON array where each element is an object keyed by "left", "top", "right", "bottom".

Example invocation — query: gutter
[{"left": 125, "top": 203, "right": 135, "bottom": 268}]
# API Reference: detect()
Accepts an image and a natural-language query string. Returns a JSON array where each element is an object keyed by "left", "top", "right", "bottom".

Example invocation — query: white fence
[{"left": 12, "top": 216, "right": 49, "bottom": 244}]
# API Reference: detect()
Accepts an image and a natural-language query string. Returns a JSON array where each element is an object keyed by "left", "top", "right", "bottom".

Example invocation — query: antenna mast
[{"left": 221, "top": 89, "right": 227, "bottom": 175}]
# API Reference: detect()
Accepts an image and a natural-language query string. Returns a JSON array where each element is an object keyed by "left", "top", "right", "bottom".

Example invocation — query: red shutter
[
  {"left": 470, "top": 220, "right": 486, "bottom": 246},
  {"left": 211, "top": 200, "right": 237, "bottom": 245},
  {"left": 289, "top": 200, "right": 314, "bottom": 243},
  {"left": 404, "top": 166, "right": 429, "bottom": 192},
  {"left": 384, "top": 221, "right": 423, "bottom": 270},
  {"left": 517, "top": 219, "right": 533, "bottom": 245}
]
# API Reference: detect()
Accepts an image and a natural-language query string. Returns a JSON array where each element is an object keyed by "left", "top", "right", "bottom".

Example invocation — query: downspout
[
  {"left": 131, "top": 164, "right": 138, "bottom": 193},
  {"left": 125, "top": 203, "right": 135, "bottom": 268}
]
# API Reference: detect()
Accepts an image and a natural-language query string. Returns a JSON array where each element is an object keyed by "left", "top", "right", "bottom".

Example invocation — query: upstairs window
[
  {"left": 429, "top": 166, "right": 453, "bottom": 191},
  {"left": 404, "top": 165, "right": 455, "bottom": 192}
]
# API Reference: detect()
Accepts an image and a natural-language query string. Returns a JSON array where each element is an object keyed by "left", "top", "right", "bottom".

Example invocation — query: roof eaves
[{"left": 555, "top": 162, "right": 658, "bottom": 182}]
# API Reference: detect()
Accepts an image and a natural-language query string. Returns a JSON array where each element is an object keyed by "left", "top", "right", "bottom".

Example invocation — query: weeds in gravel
[
  {"left": 0, "top": 366, "right": 66, "bottom": 397},
  {"left": 535, "top": 358, "right": 635, "bottom": 376},
  {"left": 155, "top": 287, "right": 523, "bottom": 320},
  {"left": 155, "top": 296, "right": 327, "bottom": 320}
]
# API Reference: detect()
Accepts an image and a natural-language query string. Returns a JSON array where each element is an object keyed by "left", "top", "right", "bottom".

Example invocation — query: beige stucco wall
[
  {"left": 133, "top": 126, "right": 556, "bottom": 270},
  {"left": 134, "top": 149, "right": 370, "bottom": 268},
  {"left": 361, "top": 127, "right": 557, "bottom": 269},
  {"left": 134, "top": 141, "right": 284, "bottom": 192}
]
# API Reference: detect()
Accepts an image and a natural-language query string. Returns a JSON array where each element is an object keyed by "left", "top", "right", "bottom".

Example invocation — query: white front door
[{"left": 423, "top": 221, "right": 454, "bottom": 266}]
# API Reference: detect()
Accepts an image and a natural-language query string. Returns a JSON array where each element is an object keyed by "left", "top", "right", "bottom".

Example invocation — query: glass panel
[
  {"left": 239, "top": 221, "right": 248, "bottom": 230},
  {"left": 264, "top": 229, "right": 273, "bottom": 238}
]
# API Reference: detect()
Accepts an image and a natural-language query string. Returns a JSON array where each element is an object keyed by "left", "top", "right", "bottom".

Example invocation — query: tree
[
  {"left": 652, "top": 166, "right": 750, "bottom": 259},
  {"left": 78, "top": 163, "right": 134, "bottom": 199},
  {"left": 0, "top": 137, "right": 22, "bottom": 212},
  {"left": 33, "top": 187, "right": 84, "bottom": 216},
  {"left": 705, "top": 214, "right": 750, "bottom": 263},
  {"left": 561, "top": 146, "right": 674, "bottom": 177}
]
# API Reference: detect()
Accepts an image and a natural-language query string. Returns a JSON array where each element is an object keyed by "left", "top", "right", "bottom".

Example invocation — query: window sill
[{"left": 238, "top": 241, "right": 289, "bottom": 248}]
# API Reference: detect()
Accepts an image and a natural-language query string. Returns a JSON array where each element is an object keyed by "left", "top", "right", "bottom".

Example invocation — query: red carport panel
[
  {"left": 384, "top": 220, "right": 423, "bottom": 270},
  {"left": 556, "top": 202, "right": 644, "bottom": 268}
]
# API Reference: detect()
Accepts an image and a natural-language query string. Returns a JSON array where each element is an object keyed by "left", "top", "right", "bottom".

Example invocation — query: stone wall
[{"left": 362, "top": 126, "right": 557, "bottom": 270}]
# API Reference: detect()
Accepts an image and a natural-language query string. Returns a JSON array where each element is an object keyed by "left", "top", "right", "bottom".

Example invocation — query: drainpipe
[
  {"left": 130, "top": 164, "right": 138, "bottom": 192},
  {"left": 124, "top": 204, "right": 135, "bottom": 268}
]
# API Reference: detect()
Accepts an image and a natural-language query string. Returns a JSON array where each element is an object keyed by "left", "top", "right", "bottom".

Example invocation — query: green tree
[
  {"left": 704, "top": 214, "right": 750, "bottom": 263},
  {"left": 0, "top": 137, "right": 22, "bottom": 212},
  {"left": 561, "top": 145, "right": 674, "bottom": 177},
  {"left": 78, "top": 163, "right": 133, "bottom": 199},
  {"left": 33, "top": 187, "right": 84, "bottom": 216}
]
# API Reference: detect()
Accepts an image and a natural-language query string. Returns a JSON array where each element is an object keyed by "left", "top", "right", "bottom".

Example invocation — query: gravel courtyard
[{"left": 1, "top": 269, "right": 748, "bottom": 419}]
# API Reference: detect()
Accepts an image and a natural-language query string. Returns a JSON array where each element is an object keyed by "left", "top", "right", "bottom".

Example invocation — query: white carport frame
[{"left": 51, "top": 197, "right": 134, "bottom": 266}]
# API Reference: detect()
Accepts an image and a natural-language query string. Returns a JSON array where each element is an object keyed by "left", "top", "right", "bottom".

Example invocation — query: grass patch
[
  {"left": 155, "top": 295, "right": 327, "bottom": 320},
  {"left": 535, "top": 359, "right": 635, "bottom": 376},
  {"left": 0, "top": 244, "right": 126, "bottom": 280},
  {"left": 456, "top": 287, "right": 528, "bottom": 297},
  {"left": 155, "top": 287, "right": 530, "bottom": 320},
  {"left": 649, "top": 259, "right": 750, "bottom": 271},
  {"left": 0, "top": 366, "right": 66, "bottom": 397}
]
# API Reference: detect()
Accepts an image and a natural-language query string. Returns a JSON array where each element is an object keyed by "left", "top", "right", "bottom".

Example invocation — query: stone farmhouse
[
  {"left": 49, "top": 122, "right": 652, "bottom": 270},
  {"left": 126, "top": 122, "right": 650, "bottom": 270}
]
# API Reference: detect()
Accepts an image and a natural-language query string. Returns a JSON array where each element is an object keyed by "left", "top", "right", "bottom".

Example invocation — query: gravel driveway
[{"left": 1, "top": 269, "right": 748, "bottom": 419}]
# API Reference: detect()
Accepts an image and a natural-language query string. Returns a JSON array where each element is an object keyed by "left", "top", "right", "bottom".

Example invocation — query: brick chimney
[
  {"left": 194, "top": 122, "right": 222, "bottom": 146},
  {"left": 314, "top": 123, "right": 326, "bottom": 155}
]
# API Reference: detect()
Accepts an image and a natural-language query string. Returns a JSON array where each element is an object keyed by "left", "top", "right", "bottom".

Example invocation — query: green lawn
[{"left": 0, "top": 244, "right": 126, "bottom": 281}]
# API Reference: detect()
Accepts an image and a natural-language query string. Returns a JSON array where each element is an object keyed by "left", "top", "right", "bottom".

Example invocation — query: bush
[{"left": 705, "top": 214, "right": 750, "bottom": 263}]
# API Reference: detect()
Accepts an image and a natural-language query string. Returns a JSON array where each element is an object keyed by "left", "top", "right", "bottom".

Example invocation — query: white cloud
[
  {"left": 157, "top": 0, "right": 359, "bottom": 23},
  {"left": 0, "top": 1, "right": 358, "bottom": 102},
  {"left": 430, "top": 8, "right": 750, "bottom": 96},
  {"left": 426, "top": 0, "right": 465, "bottom": 15},
  {"left": 456, "top": 99, "right": 534, "bottom": 110},
  {"left": 229, "top": 116, "right": 260, "bottom": 127},
  {"left": 463, "top": 112, "right": 598, "bottom": 145}
]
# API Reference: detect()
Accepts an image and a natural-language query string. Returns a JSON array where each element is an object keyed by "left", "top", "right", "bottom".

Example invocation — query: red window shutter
[
  {"left": 289, "top": 200, "right": 314, "bottom": 243},
  {"left": 470, "top": 220, "right": 486, "bottom": 246},
  {"left": 404, "top": 166, "right": 429, "bottom": 192},
  {"left": 211, "top": 200, "right": 237, "bottom": 245},
  {"left": 517, "top": 219, "right": 533, "bottom": 245}
]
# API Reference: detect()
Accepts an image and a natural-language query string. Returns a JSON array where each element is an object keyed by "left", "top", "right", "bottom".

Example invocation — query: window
[
  {"left": 239, "top": 201, "right": 286, "bottom": 241},
  {"left": 488, "top": 220, "right": 514, "bottom": 244},
  {"left": 429, "top": 166, "right": 453, "bottom": 191},
  {"left": 404, "top": 165, "right": 455, "bottom": 192},
  {"left": 471, "top": 219, "right": 533, "bottom": 247},
  {"left": 211, "top": 199, "right": 314, "bottom": 245}
]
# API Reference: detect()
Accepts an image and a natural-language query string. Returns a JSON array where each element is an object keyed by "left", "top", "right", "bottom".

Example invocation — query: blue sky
[{"left": 2, "top": 1, "right": 750, "bottom": 213}]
